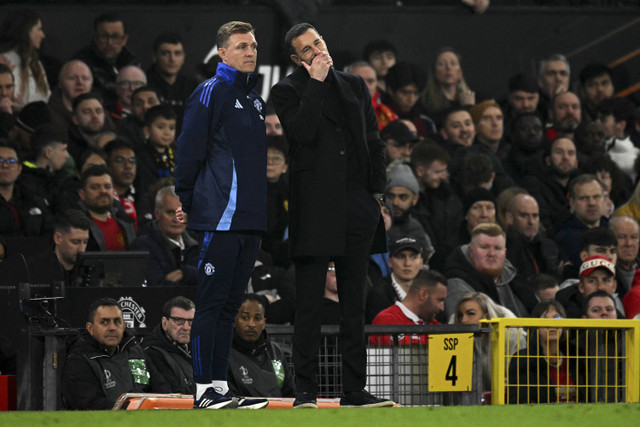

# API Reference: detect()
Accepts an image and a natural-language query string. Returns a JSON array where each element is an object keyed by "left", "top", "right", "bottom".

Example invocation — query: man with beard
[
  {"left": 77, "top": 164, "right": 135, "bottom": 251},
  {"left": 555, "top": 174, "right": 608, "bottom": 267},
  {"left": 505, "top": 193, "right": 561, "bottom": 283},
  {"left": 546, "top": 91, "right": 581, "bottom": 141},
  {"left": 502, "top": 72, "right": 539, "bottom": 140},
  {"left": 410, "top": 141, "right": 463, "bottom": 272},
  {"left": 385, "top": 164, "right": 433, "bottom": 264},
  {"left": 68, "top": 93, "right": 109, "bottom": 162},
  {"left": 522, "top": 137, "right": 579, "bottom": 234},
  {"left": 579, "top": 63, "right": 614, "bottom": 123},
  {"left": 445, "top": 223, "right": 534, "bottom": 318},
  {"left": 503, "top": 113, "right": 546, "bottom": 184},
  {"left": 438, "top": 106, "right": 475, "bottom": 158}
]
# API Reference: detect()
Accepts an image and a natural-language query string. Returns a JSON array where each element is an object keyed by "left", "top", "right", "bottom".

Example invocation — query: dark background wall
[{"left": 1, "top": 3, "right": 639, "bottom": 104}]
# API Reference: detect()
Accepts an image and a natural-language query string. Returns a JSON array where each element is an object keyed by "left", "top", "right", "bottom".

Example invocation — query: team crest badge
[
  {"left": 118, "top": 296, "right": 147, "bottom": 328},
  {"left": 254, "top": 99, "right": 262, "bottom": 113}
]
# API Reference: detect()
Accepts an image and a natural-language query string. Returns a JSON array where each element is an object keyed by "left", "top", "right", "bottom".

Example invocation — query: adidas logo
[{"left": 235, "top": 99, "right": 243, "bottom": 109}]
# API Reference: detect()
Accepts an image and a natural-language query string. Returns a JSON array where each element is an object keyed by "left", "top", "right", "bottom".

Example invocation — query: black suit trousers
[{"left": 293, "top": 188, "right": 380, "bottom": 395}]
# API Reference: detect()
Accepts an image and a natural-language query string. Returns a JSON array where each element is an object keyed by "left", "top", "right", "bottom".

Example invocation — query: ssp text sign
[{"left": 428, "top": 333, "right": 473, "bottom": 392}]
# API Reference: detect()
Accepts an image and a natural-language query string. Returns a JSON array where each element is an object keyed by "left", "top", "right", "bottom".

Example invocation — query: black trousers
[{"left": 293, "top": 188, "right": 380, "bottom": 395}]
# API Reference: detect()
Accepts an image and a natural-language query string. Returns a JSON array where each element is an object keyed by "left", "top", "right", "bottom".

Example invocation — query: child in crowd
[{"left": 138, "top": 105, "right": 177, "bottom": 184}]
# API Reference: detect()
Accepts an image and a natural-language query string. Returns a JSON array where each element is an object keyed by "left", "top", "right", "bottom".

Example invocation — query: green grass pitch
[{"left": 2, "top": 404, "right": 640, "bottom": 427}]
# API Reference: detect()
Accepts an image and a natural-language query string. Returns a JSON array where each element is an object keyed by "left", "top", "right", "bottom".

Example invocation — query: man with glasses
[
  {"left": 74, "top": 12, "right": 141, "bottom": 106},
  {"left": 143, "top": 296, "right": 196, "bottom": 394},
  {"left": 0, "top": 140, "right": 54, "bottom": 238},
  {"left": 104, "top": 138, "right": 139, "bottom": 225},
  {"left": 130, "top": 186, "right": 199, "bottom": 286},
  {"left": 108, "top": 65, "right": 147, "bottom": 124}
]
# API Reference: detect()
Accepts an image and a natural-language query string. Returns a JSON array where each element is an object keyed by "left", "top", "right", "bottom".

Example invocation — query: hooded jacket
[{"left": 444, "top": 244, "right": 535, "bottom": 318}]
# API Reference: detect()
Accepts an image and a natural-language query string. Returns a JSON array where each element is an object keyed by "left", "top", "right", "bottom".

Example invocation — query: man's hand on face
[
  {"left": 0, "top": 97, "right": 12, "bottom": 114},
  {"left": 302, "top": 51, "right": 333, "bottom": 82}
]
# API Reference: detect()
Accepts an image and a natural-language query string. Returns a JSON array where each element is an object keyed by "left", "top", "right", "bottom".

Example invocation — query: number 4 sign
[{"left": 428, "top": 333, "right": 474, "bottom": 392}]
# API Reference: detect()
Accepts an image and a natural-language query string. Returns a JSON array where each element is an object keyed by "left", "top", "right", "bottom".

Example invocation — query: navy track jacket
[{"left": 175, "top": 62, "right": 267, "bottom": 232}]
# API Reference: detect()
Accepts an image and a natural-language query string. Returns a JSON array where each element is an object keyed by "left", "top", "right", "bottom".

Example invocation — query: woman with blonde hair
[
  {"left": 451, "top": 292, "right": 526, "bottom": 392},
  {"left": 0, "top": 9, "right": 50, "bottom": 107},
  {"left": 422, "top": 47, "right": 475, "bottom": 117}
]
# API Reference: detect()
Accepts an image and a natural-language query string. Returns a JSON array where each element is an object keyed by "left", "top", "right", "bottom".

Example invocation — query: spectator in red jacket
[{"left": 370, "top": 269, "right": 446, "bottom": 345}]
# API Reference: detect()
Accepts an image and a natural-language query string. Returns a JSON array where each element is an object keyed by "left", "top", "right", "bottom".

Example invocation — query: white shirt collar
[
  {"left": 390, "top": 273, "right": 408, "bottom": 301},
  {"left": 395, "top": 301, "right": 422, "bottom": 324}
]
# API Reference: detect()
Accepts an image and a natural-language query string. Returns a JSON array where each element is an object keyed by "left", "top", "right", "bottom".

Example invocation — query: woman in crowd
[
  {"left": 507, "top": 300, "right": 579, "bottom": 404},
  {"left": 0, "top": 9, "right": 50, "bottom": 107},
  {"left": 422, "top": 47, "right": 475, "bottom": 119},
  {"left": 453, "top": 292, "right": 525, "bottom": 393}
]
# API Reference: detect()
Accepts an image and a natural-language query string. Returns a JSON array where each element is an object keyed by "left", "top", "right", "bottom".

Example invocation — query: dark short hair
[
  {"left": 217, "top": 21, "right": 254, "bottom": 49},
  {"left": 144, "top": 104, "right": 177, "bottom": 127},
  {"left": 240, "top": 293, "right": 269, "bottom": 313},
  {"left": 440, "top": 106, "right": 472, "bottom": 129},
  {"left": 527, "top": 273, "right": 558, "bottom": 295},
  {"left": 579, "top": 63, "right": 612, "bottom": 86},
  {"left": 31, "top": 123, "right": 68, "bottom": 160},
  {"left": 93, "top": 12, "right": 126, "bottom": 33},
  {"left": 510, "top": 112, "right": 543, "bottom": 134},
  {"left": 104, "top": 138, "right": 136, "bottom": 159},
  {"left": 162, "top": 296, "right": 195, "bottom": 318},
  {"left": 597, "top": 98, "right": 635, "bottom": 129},
  {"left": 410, "top": 140, "right": 450, "bottom": 170},
  {"left": 362, "top": 39, "right": 397, "bottom": 62},
  {"left": 87, "top": 297, "right": 120, "bottom": 323},
  {"left": 131, "top": 85, "right": 160, "bottom": 102},
  {"left": 284, "top": 22, "right": 317, "bottom": 56},
  {"left": 568, "top": 174, "right": 602, "bottom": 199},
  {"left": 409, "top": 269, "right": 446, "bottom": 294},
  {"left": 0, "top": 139, "right": 21, "bottom": 162},
  {"left": 579, "top": 227, "right": 617, "bottom": 252},
  {"left": 78, "top": 147, "right": 107, "bottom": 172},
  {"left": 582, "top": 289, "right": 616, "bottom": 316},
  {"left": 385, "top": 61, "right": 427, "bottom": 92},
  {"left": 0, "top": 63, "right": 13, "bottom": 81},
  {"left": 80, "top": 164, "right": 111, "bottom": 189},
  {"left": 153, "top": 32, "right": 183, "bottom": 53},
  {"left": 530, "top": 299, "right": 566, "bottom": 319},
  {"left": 72, "top": 92, "right": 103, "bottom": 115},
  {"left": 267, "top": 134, "right": 289, "bottom": 163},
  {"left": 54, "top": 209, "right": 91, "bottom": 234}
]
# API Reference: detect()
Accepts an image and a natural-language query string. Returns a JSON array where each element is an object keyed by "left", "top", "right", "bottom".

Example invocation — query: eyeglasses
[
  {"left": 169, "top": 316, "right": 194, "bottom": 326},
  {"left": 113, "top": 156, "right": 136, "bottom": 165},
  {"left": 116, "top": 80, "right": 145, "bottom": 89},
  {"left": 0, "top": 157, "right": 18, "bottom": 168},
  {"left": 96, "top": 33, "right": 126, "bottom": 43},
  {"left": 267, "top": 155, "right": 285, "bottom": 165}
]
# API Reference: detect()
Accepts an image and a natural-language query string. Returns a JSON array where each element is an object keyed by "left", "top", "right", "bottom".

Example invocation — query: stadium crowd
[{"left": 0, "top": 6, "right": 639, "bottom": 408}]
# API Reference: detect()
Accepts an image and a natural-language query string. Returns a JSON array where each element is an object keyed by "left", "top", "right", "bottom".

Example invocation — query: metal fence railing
[
  {"left": 268, "top": 324, "right": 490, "bottom": 406},
  {"left": 486, "top": 318, "right": 640, "bottom": 405}
]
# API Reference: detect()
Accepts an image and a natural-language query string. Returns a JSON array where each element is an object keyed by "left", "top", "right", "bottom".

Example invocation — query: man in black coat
[
  {"left": 62, "top": 298, "right": 170, "bottom": 409},
  {"left": 271, "top": 23, "right": 391, "bottom": 409},
  {"left": 143, "top": 296, "right": 195, "bottom": 395}
]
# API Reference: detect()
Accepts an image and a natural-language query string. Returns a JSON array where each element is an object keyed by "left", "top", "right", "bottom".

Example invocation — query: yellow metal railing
[{"left": 485, "top": 318, "right": 640, "bottom": 405}]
